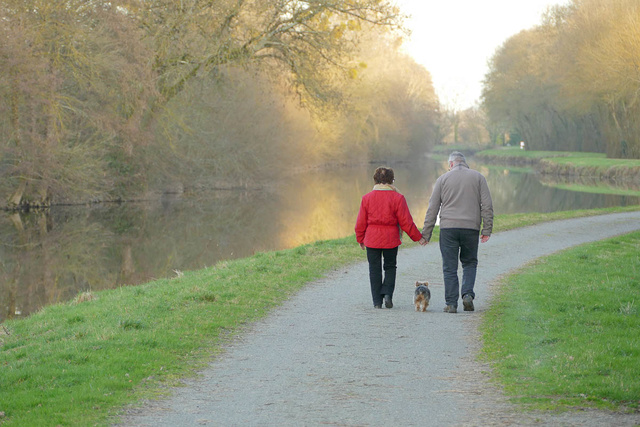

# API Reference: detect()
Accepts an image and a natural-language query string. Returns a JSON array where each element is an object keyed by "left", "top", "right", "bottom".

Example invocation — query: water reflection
[
  {"left": 1, "top": 157, "right": 638, "bottom": 322},
  {"left": 275, "top": 163, "right": 443, "bottom": 247},
  {"left": 537, "top": 174, "right": 640, "bottom": 194}
]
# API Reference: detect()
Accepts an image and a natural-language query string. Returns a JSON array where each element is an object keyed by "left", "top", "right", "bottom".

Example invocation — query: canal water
[{"left": 1, "top": 157, "right": 638, "bottom": 321}]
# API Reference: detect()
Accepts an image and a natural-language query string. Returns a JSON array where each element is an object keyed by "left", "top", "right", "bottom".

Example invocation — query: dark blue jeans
[
  {"left": 366, "top": 247, "right": 398, "bottom": 307},
  {"left": 439, "top": 228, "right": 479, "bottom": 307}
]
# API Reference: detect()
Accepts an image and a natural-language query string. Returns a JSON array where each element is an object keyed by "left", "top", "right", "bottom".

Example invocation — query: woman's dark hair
[{"left": 373, "top": 167, "right": 394, "bottom": 184}]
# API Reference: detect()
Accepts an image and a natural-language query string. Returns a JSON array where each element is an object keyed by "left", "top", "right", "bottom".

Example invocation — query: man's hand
[
  {"left": 419, "top": 237, "right": 428, "bottom": 246},
  {"left": 481, "top": 235, "right": 490, "bottom": 243}
]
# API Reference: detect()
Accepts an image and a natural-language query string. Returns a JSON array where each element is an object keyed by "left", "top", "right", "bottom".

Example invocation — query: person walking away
[
  {"left": 421, "top": 152, "right": 493, "bottom": 313},
  {"left": 355, "top": 167, "right": 426, "bottom": 309}
]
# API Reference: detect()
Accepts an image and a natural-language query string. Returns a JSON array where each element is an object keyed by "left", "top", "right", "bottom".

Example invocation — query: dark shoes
[
  {"left": 373, "top": 295, "right": 392, "bottom": 309},
  {"left": 462, "top": 294, "right": 475, "bottom": 312},
  {"left": 384, "top": 295, "right": 393, "bottom": 309},
  {"left": 444, "top": 296, "right": 473, "bottom": 313}
]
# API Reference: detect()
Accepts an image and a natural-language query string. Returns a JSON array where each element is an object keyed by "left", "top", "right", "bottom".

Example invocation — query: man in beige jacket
[{"left": 422, "top": 152, "right": 493, "bottom": 313}]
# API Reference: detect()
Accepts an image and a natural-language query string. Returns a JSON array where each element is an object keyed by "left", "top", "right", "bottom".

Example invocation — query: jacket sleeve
[
  {"left": 422, "top": 178, "right": 442, "bottom": 241},
  {"left": 355, "top": 197, "right": 368, "bottom": 244},
  {"left": 480, "top": 176, "right": 494, "bottom": 236},
  {"left": 396, "top": 195, "right": 423, "bottom": 242}
]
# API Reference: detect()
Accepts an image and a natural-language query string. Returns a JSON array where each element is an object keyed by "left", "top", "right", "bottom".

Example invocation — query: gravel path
[{"left": 119, "top": 212, "right": 640, "bottom": 426}]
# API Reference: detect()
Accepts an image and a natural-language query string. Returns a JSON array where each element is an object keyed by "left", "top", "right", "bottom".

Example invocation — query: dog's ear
[
  {"left": 424, "top": 281, "right": 429, "bottom": 287},
  {"left": 415, "top": 281, "right": 420, "bottom": 287}
]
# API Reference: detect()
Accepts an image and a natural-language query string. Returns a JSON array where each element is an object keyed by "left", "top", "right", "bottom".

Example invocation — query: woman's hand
[{"left": 359, "top": 243, "right": 366, "bottom": 250}]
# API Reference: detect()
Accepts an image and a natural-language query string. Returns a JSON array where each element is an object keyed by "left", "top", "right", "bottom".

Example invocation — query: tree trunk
[
  {"left": 8, "top": 179, "right": 27, "bottom": 208},
  {"left": 9, "top": 213, "right": 24, "bottom": 232}
]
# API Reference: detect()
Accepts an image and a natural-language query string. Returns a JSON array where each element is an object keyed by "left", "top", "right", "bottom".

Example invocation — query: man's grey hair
[{"left": 448, "top": 151, "right": 466, "bottom": 163}]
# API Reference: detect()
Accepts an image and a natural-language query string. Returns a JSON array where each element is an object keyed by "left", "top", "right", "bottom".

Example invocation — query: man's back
[
  {"left": 422, "top": 161, "right": 493, "bottom": 241},
  {"left": 438, "top": 164, "right": 490, "bottom": 231}
]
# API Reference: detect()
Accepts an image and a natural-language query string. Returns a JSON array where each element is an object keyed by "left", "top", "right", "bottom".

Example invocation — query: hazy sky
[{"left": 395, "top": 0, "right": 569, "bottom": 109}]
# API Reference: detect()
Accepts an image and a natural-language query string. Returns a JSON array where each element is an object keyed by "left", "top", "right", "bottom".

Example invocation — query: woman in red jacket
[{"left": 355, "top": 167, "right": 426, "bottom": 308}]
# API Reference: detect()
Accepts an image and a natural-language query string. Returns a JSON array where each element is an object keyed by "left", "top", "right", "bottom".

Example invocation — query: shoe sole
[
  {"left": 384, "top": 298, "right": 393, "bottom": 309},
  {"left": 463, "top": 297, "right": 474, "bottom": 312}
]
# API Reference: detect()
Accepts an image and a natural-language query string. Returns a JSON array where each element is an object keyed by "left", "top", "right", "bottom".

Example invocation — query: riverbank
[
  {"left": 472, "top": 147, "right": 640, "bottom": 196},
  {"left": 0, "top": 207, "right": 639, "bottom": 426},
  {"left": 476, "top": 147, "right": 640, "bottom": 182}
]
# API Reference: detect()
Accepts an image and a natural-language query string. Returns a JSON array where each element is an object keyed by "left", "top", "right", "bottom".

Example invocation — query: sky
[{"left": 395, "top": 0, "right": 570, "bottom": 109}]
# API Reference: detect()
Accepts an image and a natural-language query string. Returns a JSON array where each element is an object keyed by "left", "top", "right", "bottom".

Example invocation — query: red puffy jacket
[{"left": 355, "top": 188, "right": 422, "bottom": 249}]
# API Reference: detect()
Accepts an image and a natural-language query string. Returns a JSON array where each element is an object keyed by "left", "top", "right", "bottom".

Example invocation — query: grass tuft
[{"left": 119, "top": 319, "right": 145, "bottom": 330}]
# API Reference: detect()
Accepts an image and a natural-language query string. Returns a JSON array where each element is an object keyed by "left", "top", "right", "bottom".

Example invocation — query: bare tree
[
  {"left": 0, "top": 1, "right": 157, "bottom": 207},
  {"left": 123, "top": 0, "right": 405, "bottom": 106}
]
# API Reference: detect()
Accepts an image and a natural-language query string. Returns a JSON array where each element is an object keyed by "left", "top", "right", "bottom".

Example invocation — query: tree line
[
  {"left": 482, "top": 0, "right": 640, "bottom": 159},
  {"left": 0, "top": 0, "right": 442, "bottom": 209}
]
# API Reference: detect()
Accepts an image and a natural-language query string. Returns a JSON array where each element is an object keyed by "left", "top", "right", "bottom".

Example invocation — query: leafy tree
[
  {"left": 482, "top": 0, "right": 639, "bottom": 158},
  {"left": 555, "top": 0, "right": 640, "bottom": 157}
]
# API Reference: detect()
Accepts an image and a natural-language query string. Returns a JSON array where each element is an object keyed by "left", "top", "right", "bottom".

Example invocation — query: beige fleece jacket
[{"left": 421, "top": 162, "right": 493, "bottom": 241}]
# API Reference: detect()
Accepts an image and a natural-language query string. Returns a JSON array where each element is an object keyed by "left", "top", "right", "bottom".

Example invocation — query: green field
[{"left": 483, "top": 231, "right": 640, "bottom": 411}]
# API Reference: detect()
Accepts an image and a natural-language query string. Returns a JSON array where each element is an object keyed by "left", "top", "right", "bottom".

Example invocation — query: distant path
[{"left": 118, "top": 212, "right": 640, "bottom": 426}]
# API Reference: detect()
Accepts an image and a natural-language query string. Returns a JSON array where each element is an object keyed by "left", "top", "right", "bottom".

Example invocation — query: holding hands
[{"left": 361, "top": 238, "right": 427, "bottom": 249}]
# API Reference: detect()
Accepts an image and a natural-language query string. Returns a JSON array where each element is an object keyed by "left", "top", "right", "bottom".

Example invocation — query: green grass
[
  {"left": 485, "top": 164, "right": 535, "bottom": 174},
  {"left": 482, "top": 231, "right": 640, "bottom": 411},
  {"left": 477, "top": 147, "right": 605, "bottom": 160},
  {"left": 492, "top": 205, "right": 640, "bottom": 232},
  {"left": 547, "top": 156, "right": 640, "bottom": 168},
  {"left": 430, "top": 144, "right": 495, "bottom": 159},
  {"left": 0, "top": 239, "right": 365, "bottom": 426},
  {"left": 0, "top": 206, "right": 639, "bottom": 425},
  {"left": 547, "top": 183, "right": 640, "bottom": 197}
]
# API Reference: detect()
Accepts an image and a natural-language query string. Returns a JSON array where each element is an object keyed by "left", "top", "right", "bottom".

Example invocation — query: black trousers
[
  {"left": 439, "top": 228, "right": 479, "bottom": 307},
  {"left": 366, "top": 246, "right": 398, "bottom": 307}
]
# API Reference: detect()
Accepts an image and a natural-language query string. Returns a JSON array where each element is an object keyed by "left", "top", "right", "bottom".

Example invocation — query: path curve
[{"left": 119, "top": 212, "right": 640, "bottom": 426}]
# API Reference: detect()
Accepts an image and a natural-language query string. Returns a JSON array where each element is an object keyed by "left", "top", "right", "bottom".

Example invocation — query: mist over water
[{"left": 1, "top": 157, "right": 638, "bottom": 322}]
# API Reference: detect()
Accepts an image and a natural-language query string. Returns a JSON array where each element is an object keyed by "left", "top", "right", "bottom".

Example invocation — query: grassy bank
[
  {"left": 431, "top": 144, "right": 493, "bottom": 156},
  {"left": 476, "top": 147, "right": 603, "bottom": 161},
  {"left": 482, "top": 230, "right": 640, "bottom": 411},
  {"left": 475, "top": 147, "right": 605, "bottom": 170},
  {"left": 0, "top": 206, "right": 639, "bottom": 425},
  {"left": 540, "top": 181, "right": 640, "bottom": 197},
  {"left": 475, "top": 147, "right": 640, "bottom": 195},
  {"left": 538, "top": 156, "right": 640, "bottom": 183},
  {"left": 476, "top": 147, "right": 640, "bottom": 175}
]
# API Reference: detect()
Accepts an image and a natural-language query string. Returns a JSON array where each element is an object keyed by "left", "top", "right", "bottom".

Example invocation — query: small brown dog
[{"left": 414, "top": 281, "right": 431, "bottom": 312}]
